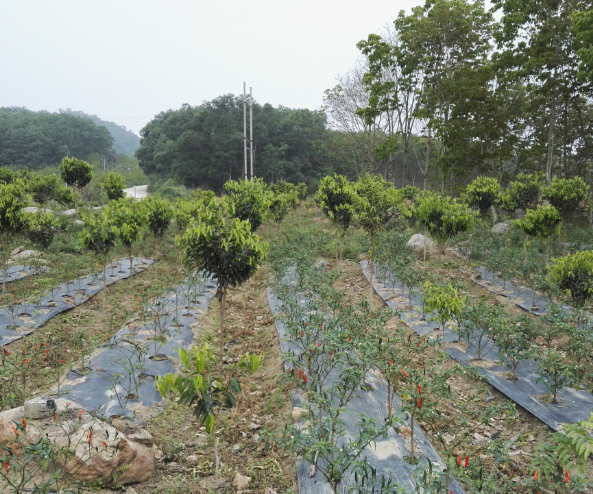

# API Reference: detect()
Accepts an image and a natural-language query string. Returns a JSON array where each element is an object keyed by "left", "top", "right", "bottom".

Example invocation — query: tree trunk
[
  {"left": 402, "top": 140, "right": 409, "bottom": 187},
  {"left": 491, "top": 205, "right": 498, "bottom": 224},
  {"left": 369, "top": 232, "right": 374, "bottom": 309},
  {"left": 219, "top": 288, "right": 226, "bottom": 359},
  {"left": 2, "top": 238, "right": 6, "bottom": 293},
  {"left": 546, "top": 85, "right": 557, "bottom": 186}
]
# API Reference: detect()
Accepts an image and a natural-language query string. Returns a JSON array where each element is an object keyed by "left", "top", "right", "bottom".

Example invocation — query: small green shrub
[
  {"left": 464, "top": 176, "right": 500, "bottom": 217},
  {"left": 549, "top": 250, "right": 593, "bottom": 306},
  {"left": 543, "top": 176, "right": 589, "bottom": 217},
  {"left": 100, "top": 172, "right": 126, "bottom": 201}
]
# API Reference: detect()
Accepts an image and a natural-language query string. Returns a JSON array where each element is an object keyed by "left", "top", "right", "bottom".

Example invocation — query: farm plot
[
  {"left": 0, "top": 257, "right": 154, "bottom": 346},
  {"left": 266, "top": 264, "right": 468, "bottom": 494},
  {"left": 362, "top": 260, "right": 593, "bottom": 429},
  {"left": 61, "top": 272, "right": 216, "bottom": 418}
]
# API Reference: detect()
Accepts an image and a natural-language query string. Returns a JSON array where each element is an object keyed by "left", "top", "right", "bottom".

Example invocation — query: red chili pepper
[
  {"left": 4, "top": 461, "right": 7, "bottom": 471},
  {"left": 23, "top": 359, "right": 31, "bottom": 364},
  {"left": 344, "top": 304, "right": 347, "bottom": 308},
  {"left": 88, "top": 431, "right": 93, "bottom": 443},
  {"left": 44, "top": 349, "right": 49, "bottom": 355},
  {"left": 35, "top": 343, "right": 39, "bottom": 350},
  {"left": 319, "top": 323, "right": 322, "bottom": 329},
  {"left": 304, "top": 374, "right": 307, "bottom": 383},
  {"left": 388, "top": 358, "right": 391, "bottom": 366},
  {"left": 457, "top": 456, "right": 461, "bottom": 466},
  {"left": 418, "top": 397, "right": 422, "bottom": 409},
  {"left": 348, "top": 335, "right": 351, "bottom": 343},
  {"left": 53, "top": 412, "right": 56, "bottom": 420},
  {"left": 103, "top": 441, "right": 108, "bottom": 447},
  {"left": 510, "top": 469, "right": 514, "bottom": 478},
  {"left": 66, "top": 402, "right": 71, "bottom": 407},
  {"left": 11, "top": 425, "right": 18, "bottom": 436},
  {"left": 465, "top": 456, "right": 469, "bottom": 467},
  {"left": 78, "top": 410, "right": 83, "bottom": 419},
  {"left": 4, "top": 350, "right": 9, "bottom": 356},
  {"left": 300, "top": 331, "right": 303, "bottom": 337},
  {"left": 298, "top": 369, "right": 302, "bottom": 379},
  {"left": 533, "top": 469, "right": 538, "bottom": 480},
  {"left": 417, "top": 384, "right": 422, "bottom": 394},
  {"left": 95, "top": 364, "right": 98, "bottom": 370},
  {"left": 22, "top": 418, "right": 26, "bottom": 429},
  {"left": 401, "top": 369, "right": 409, "bottom": 377},
  {"left": 564, "top": 470, "right": 569, "bottom": 483},
  {"left": 59, "top": 360, "right": 65, "bottom": 364},
  {"left": 330, "top": 351, "right": 333, "bottom": 357}
]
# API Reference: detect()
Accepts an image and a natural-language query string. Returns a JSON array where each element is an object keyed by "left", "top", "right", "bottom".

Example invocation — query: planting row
[
  {"left": 265, "top": 265, "right": 469, "bottom": 494},
  {"left": 0, "top": 257, "right": 154, "bottom": 346},
  {"left": 363, "top": 260, "right": 593, "bottom": 430},
  {"left": 9, "top": 272, "right": 218, "bottom": 419},
  {"left": 0, "top": 265, "right": 37, "bottom": 285}
]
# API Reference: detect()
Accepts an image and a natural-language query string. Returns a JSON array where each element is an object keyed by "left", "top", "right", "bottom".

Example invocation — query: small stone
[
  {"left": 515, "top": 208, "right": 526, "bottom": 220},
  {"left": 168, "top": 461, "right": 177, "bottom": 467},
  {"left": 292, "top": 407, "right": 307, "bottom": 421},
  {"left": 232, "top": 473, "right": 252, "bottom": 491},
  {"left": 397, "top": 425, "right": 412, "bottom": 437},
  {"left": 249, "top": 422, "right": 261, "bottom": 430},
  {"left": 186, "top": 455, "right": 198, "bottom": 464},
  {"left": 240, "top": 432, "right": 247, "bottom": 438},
  {"left": 492, "top": 222, "right": 511, "bottom": 234},
  {"left": 256, "top": 315, "right": 263, "bottom": 321},
  {"left": 232, "top": 444, "right": 241, "bottom": 451},
  {"left": 126, "top": 488, "right": 139, "bottom": 494},
  {"left": 253, "top": 433, "right": 260, "bottom": 441}
]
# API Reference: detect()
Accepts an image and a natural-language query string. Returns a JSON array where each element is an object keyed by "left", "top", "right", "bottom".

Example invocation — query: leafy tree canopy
[{"left": 0, "top": 107, "right": 113, "bottom": 170}]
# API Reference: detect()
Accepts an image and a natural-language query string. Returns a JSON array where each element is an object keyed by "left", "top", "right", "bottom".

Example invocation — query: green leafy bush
[
  {"left": 500, "top": 172, "right": 544, "bottom": 211},
  {"left": 27, "top": 174, "right": 73, "bottom": 208},
  {"left": 549, "top": 250, "right": 593, "bottom": 306},
  {"left": 80, "top": 212, "right": 119, "bottom": 286},
  {"left": 543, "top": 176, "right": 589, "bottom": 217},
  {"left": 25, "top": 211, "right": 61, "bottom": 250},
  {"left": 414, "top": 192, "right": 476, "bottom": 245},
  {"left": 100, "top": 172, "right": 126, "bottom": 201},
  {"left": 104, "top": 197, "right": 147, "bottom": 270},
  {"left": 513, "top": 204, "right": 562, "bottom": 239},
  {"left": 143, "top": 196, "right": 173, "bottom": 237},
  {"left": 224, "top": 178, "right": 271, "bottom": 232},
  {"left": 464, "top": 176, "right": 500, "bottom": 216},
  {"left": 59, "top": 157, "right": 93, "bottom": 190}
]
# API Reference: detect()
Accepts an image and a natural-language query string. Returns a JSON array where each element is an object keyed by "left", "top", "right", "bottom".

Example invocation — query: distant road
[{"left": 123, "top": 184, "right": 148, "bottom": 199}]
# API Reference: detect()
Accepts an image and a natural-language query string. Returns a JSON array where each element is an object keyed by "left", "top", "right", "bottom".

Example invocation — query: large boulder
[
  {"left": 492, "top": 222, "right": 511, "bottom": 234},
  {"left": 9, "top": 249, "right": 42, "bottom": 261},
  {"left": 515, "top": 208, "right": 526, "bottom": 220},
  {"left": 0, "top": 399, "right": 154, "bottom": 488},
  {"left": 60, "top": 209, "right": 76, "bottom": 217},
  {"left": 406, "top": 234, "right": 436, "bottom": 250}
]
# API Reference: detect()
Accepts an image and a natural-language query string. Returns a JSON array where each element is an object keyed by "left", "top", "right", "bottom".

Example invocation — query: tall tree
[{"left": 493, "top": 0, "right": 590, "bottom": 184}]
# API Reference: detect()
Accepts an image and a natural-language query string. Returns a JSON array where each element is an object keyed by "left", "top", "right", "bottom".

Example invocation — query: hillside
[{"left": 66, "top": 109, "right": 140, "bottom": 156}]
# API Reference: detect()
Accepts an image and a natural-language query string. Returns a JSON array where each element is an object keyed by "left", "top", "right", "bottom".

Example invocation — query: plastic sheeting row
[
  {"left": 267, "top": 267, "right": 466, "bottom": 494},
  {"left": 362, "top": 261, "right": 593, "bottom": 430}
]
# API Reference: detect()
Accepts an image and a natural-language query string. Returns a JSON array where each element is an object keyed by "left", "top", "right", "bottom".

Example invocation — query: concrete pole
[
  {"left": 243, "top": 82, "right": 247, "bottom": 180},
  {"left": 249, "top": 87, "right": 253, "bottom": 180}
]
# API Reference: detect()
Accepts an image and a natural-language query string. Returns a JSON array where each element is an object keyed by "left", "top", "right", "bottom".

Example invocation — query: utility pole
[
  {"left": 103, "top": 156, "right": 106, "bottom": 173},
  {"left": 243, "top": 82, "right": 248, "bottom": 180},
  {"left": 249, "top": 87, "right": 254, "bottom": 180}
]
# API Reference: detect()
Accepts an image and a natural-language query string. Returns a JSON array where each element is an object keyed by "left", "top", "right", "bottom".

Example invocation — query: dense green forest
[
  {"left": 0, "top": 107, "right": 114, "bottom": 170},
  {"left": 66, "top": 109, "right": 140, "bottom": 156},
  {"left": 136, "top": 0, "right": 593, "bottom": 193},
  {"left": 135, "top": 96, "right": 331, "bottom": 191}
]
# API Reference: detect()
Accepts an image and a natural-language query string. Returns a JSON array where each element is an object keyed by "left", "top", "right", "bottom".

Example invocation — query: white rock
[
  {"left": 23, "top": 207, "right": 53, "bottom": 214},
  {"left": 491, "top": 222, "right": 511, "bottom": 234},
  {"left": 232, "top": 473, "right": 252, "bottom": 490},
  {"left": 75, "top": 220, "right": 85, "bottom": 226},
  {"left": 292, "top": 407, "right": 307, "bottom": 421},
  {"left": 10, "top": 249, "right": 42, "bottom": 260},
  {"left": 406, "top": 234, "right": 435, "bottom": 250},
  {"left": 60, "top": 209, "right": 76, "bottom": 217},
  {"left": 0, "top": 399, "right": 154, "bottom": 487},
  {"left": 515, "top": 208, "right": 526, "bottom": 220},
  {"left": 10, "top": 246, "right": 25, "bottom": 256}
]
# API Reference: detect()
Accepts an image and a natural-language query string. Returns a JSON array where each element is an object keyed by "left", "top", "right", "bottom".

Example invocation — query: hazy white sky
[{"left": 0, "top": 0, "right": 418, "bottom": 135}]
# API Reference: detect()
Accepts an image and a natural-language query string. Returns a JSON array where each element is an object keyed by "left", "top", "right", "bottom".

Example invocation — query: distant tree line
[
  {"left": 136, "top": 96, "right": 332, "bottom": 192},
  {"left": 0, "top": 107, "right": 114, "bottom": 170}
]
